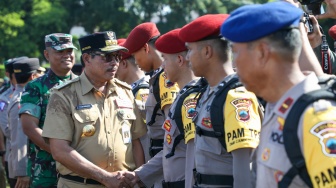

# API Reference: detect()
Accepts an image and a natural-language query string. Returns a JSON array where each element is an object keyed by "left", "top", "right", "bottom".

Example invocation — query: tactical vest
[
  {"left": 195, "top": 77, "right": 243, "bottom": 150},
  {"left": 279, "top": 76, "right": 336, "bottom": 188},
  {"left": 147, "top": 69, "right": 164, "bottom": 126},
  {"left": 165, "top": 78, "right": 208, "bottom": 158},
  {"left": 132, "top": 80, "right": 149, "bottom": 97}
]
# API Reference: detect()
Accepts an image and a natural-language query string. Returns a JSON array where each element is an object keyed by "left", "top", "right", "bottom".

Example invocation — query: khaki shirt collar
[{"left": 80, "top": 72, "right": 117, "bottom": 96}]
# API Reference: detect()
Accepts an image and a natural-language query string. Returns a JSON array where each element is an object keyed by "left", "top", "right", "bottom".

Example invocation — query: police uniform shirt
[
  {"left": 132, "top": 75, "right": 150, "bottom": 120},
  {"left": 132, "top": 76, "right": 151, "bottom": 163},
  {"left": 7, "top": 85, "right": 28, "bottom": 178},
  {"left": 0, "top": 85, "right": 15, "bottom": 162},
  {"left": 135, "top": 79, "right": 198, "bottom": 186},
  {"left": 146, "top": 68, "right": 179, "bottom": 140},
  {"left": 193, "top": 74, "right": 261, "bottom": 187},
  {"left": 256, "top": 72, "right": 336, "bottom": 188},
  {"left": 42, "top": 73, "right": 147, "bottom": 175}
]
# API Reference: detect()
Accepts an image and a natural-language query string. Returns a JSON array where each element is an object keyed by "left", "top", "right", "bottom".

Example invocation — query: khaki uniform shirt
[
  {"left": 42, "top": 73, "right": 147, "bottom": 176},
  {"left": 256, "top": 73, "right": 336, "bottom": 188},
  {"left": 194, "top": 74, "right": 261, "bottom": 187}
]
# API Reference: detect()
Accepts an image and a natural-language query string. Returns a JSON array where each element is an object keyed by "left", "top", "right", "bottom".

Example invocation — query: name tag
[
  {"left": 122, "top": 123, "right": 131, "bottom": 144},
  {"left": 76, "top": 104, "right": 92, "bottom": 110}
]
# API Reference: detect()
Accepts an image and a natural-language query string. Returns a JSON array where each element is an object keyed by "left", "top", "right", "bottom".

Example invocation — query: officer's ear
[
  {"left": 256, "top": 40, "right": 271, "bottom": 67},
  {"left": 44, "top": 49, "right": 50, "bottom": 62},
  {"left": 177, "top": 54, "right": 185, "bottom": 67},
  {"left": 143, "top": 43, "right": 150, "bottom": 53},
  {"left": 203, "top": 45, "right": 213, "bottom": 59},
  {"left": 82, "top": 53, "right": 92, "bottom": 66},
  {"left": 120, "top": 60, "right": 127, "bottom": 68}
]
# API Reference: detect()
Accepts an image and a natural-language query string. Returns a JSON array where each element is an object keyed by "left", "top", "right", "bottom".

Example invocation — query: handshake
[{"left": 103, "top": 171, "right": 145, "bottom": 188}]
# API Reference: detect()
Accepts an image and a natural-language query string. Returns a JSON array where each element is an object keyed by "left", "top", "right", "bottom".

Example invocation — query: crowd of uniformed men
[{"left": 1, "top": 0, "right": 336, "bottom": 187}]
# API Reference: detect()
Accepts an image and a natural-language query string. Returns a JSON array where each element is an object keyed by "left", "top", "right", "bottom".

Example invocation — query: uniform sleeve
[
  {"left": 159, "top": 72, "right": 179, "bottom": 109},
  {"left": 181, "top": 93, "right": 197, "bottom": 144},
  {"left": 42, "top": 90, "right": 74, "bottom": 141},
  {"left": 0, "top": 100, "right": 9, "bottom": 138},
  {"left": 301, "top": 104, "right": 336, "bottom": 188},
  {"left": 19, "top": 81, "right": 41, "bottom": 119},
  {"left": 134, "top": 150, "right": 163, "bottom": 187},
  {"left": 9, "top": 101, "right": 28, "bottom": 177},
  {"left": 224, "top": 87, "right": 261, "bottom": 152}
]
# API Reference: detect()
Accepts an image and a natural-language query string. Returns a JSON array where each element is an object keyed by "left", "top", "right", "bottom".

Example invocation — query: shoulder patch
[
  {"left": 114, "top": 79, "right": 132, "bottom": 90},
  {"left": 54, "top": 77, "right": 80, "bottom": 90}
]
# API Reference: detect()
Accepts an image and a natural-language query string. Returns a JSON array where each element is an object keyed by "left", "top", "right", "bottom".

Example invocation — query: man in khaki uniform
[{"left": 42, "top": 31, "right": 147, "bottom": 188}]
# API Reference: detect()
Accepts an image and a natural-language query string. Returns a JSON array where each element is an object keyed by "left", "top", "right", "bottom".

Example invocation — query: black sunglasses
[{"left": 90, "top": 52, "right": 122, "bottom": 62}]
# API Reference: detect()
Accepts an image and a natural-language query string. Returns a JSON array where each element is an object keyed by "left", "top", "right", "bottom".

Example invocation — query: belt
[
  {"left": 162, "top": 180, "right": 185, "bottom": 188},
  {"left": 150, "top": 139, "right": 164, "bottom": 147},
  {"left": 194, "top": 172, "right": 233, "bottom": 186},
  {"left": 149, "top": 139, "right": 164, "bottom": 157},
  {"left": 60, "top": 174, "right": 101, "bottom": 185}
]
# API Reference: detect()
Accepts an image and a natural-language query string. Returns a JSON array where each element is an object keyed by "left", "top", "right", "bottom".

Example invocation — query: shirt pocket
[
  {"left": 116, "top": 108, "right": 136, "bottom": 124},
  {"left": 73, "top": 106, "right": 99, "bottom": 137},
  {"left": 196, "top": 133, "right": 222, "bottom": 155}
]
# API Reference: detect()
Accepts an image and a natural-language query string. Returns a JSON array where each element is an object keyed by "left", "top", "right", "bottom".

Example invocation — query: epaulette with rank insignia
[
  {"left": 53, "top": 76, "right": 80, "bottom": 90},
  {"left": 114, "top": 79, "right": 132, "bottom": 90}
]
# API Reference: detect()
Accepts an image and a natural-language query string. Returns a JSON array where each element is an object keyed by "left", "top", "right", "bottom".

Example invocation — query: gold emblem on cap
[
  {"left": 14, "top": 69, "right": 22, "bottom": 73},
  {"left": 82, "top": 46, "right": 91, "bottom": 51},
  {"left": 105, "top": 40, "right": 117, "bottom": 46},
  {"left": 81, "top": 124, "right": 96, "bottom": 137}
]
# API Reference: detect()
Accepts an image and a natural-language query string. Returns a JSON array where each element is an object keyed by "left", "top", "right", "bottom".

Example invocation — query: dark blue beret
[{"left": 221, "top": 1, "right": 303, "bottom": 43}]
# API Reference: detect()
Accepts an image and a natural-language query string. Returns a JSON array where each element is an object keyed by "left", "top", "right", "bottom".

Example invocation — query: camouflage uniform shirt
[{"left": 19, "top": 70, "right": 76, "bottom": 187}]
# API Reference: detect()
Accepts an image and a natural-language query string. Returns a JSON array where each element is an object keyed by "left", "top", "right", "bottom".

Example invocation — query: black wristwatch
[{"left": 0, "top": 151, "right": 5, "bottom": 156}]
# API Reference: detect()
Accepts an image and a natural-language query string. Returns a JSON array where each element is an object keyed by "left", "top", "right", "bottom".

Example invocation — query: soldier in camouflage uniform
[{"left": 19, "top": 33, "right": 77, "bottom": 188}]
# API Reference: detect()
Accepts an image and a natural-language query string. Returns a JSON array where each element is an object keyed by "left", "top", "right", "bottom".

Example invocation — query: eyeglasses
[{"left": 90, "top": 52, "right": 122, "bottom": 62}]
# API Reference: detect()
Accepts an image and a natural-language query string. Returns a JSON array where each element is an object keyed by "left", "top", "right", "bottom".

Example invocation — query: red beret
[
  {"left": 117, "top": 38, "right": 126, "bottom": 45},
  {"left": 117, "top": 38, "right": 132, "bottom": 60},
  {"left": 329, "top": 25, "right": 336, "bottom": 40},
  {"left": 155, "top": 28, "right": 187, "bottom": 54},
  {"left": 123, "top": 22, "right": 160, "bottom": 54},
  {"left": 179, "top": 14, "right": 230, "bottom": 42}
]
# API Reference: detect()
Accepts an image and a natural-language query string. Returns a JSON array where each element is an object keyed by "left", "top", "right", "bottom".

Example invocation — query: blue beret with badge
[{"left": 220, "top": 1, "right": 303, "bottom": 43}]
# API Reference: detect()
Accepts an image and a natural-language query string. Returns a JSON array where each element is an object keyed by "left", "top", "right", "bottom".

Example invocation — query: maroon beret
[
  {"left": 329, "top": 25, "right": 336, "bottom": 40},
  {"left": 123, "top": 22, "right": 160, "bottom": 54},
  {"left": 155, "top": 28, "right": 187, "bottom": 54},
  {"left": 179, "top": 14, "right": 230, "bottom": 42},
  {"left": 117, "top": 38, "right": 132, "bottom": 60},
  {"left": 117, "top": 38, "right": 126, "bottom": 45}
]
